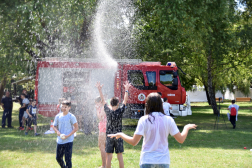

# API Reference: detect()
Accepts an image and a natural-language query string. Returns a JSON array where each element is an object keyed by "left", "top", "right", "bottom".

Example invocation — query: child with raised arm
[
  {"left": 95, "top": 96, "right": 107, "bottom": 168},
  {"left": 52, "top": 100, "right": 78, "bottom": 168},
  {"left": 96, "top": 81, "right": 130, "bottom": 168},
  {"left": 108, "top": 92, "right": 197, "bottom": 168}
]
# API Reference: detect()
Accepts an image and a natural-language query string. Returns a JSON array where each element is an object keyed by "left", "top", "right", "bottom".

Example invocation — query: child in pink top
[{"left": 95, "top": 97, "right": 107, "bottom": 168}]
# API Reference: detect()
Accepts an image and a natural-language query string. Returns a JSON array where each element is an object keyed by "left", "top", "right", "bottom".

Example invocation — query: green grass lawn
[{"left": 0, "top": 102, "right": 252, "bottom": 168}]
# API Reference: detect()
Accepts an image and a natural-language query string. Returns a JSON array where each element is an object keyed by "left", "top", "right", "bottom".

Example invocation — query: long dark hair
[{"left": 145, "top": 92, "right": 165, "bottom": 123}]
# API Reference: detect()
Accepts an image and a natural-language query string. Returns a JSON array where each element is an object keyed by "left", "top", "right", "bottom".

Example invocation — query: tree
[
  {"left": 0, "top": 0, "right": 97, "bottom": 98},
  {"left": 133, "top": 0, "right": 252, "bottom": 114}
]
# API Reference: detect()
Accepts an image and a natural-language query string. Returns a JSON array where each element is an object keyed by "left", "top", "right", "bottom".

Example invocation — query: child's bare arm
[
  {"left": 173, "top": 124, "right": 197, "bottom": 144},
  {"left": 108, "top": 133, "right": 142, "bottom": 146},
  {"left": 20, "top": 104, "right": 26, "bottom": 109},
  {"left": 65, "top": 122, "right": 78, "bottom": 139},
  {"left": 53, "top": 125, "right": 61, "bottom": 136},
  {"left": 96, "top": 82, "right": 106, "bottom": 105},
  {"left": 122, "top": 81, "right": 130, "bottom": 105},
  {"left": 26, "top": 108, "right": 32, "bottom": 118}
]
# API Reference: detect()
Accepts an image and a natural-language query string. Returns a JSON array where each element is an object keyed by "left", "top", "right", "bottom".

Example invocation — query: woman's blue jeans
[{"left": 140, "top": 164, "right": 169, "bottom": 168}]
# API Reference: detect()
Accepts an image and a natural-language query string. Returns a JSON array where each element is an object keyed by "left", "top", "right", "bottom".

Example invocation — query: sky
[{"left": 235, "top": 0, "right": 246, "bottom": 12}]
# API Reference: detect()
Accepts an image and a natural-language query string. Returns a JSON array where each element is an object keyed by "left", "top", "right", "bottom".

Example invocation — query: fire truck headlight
[{"left": 180, "top": 105, "right": 184, "bottom": 111}]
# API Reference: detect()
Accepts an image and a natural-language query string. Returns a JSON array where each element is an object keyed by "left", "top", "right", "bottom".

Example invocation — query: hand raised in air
[
  {"left": 123, "top": 81, "right": 131, "bottom": 91},
  {"left": 95, "top": 81, "right": 104, "bottom": 90}
]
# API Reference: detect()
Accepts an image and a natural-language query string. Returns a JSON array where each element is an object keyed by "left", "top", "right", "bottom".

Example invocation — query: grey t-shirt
[
  {"left": 53, "top": 112, "right": 77, "bottom": 144},
  {"left": 22, "top": 98, "right": 30, "bottom": 110}
]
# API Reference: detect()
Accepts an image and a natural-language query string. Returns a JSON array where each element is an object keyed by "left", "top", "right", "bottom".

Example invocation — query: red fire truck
[{"left": 35, "top": 58, "right": 192, "bottom": 118}]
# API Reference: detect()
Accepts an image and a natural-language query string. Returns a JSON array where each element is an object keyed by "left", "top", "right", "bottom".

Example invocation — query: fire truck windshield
[
  {"left": 128, "top": 70, "right": 145, "bottom": 86},
  {"left": 160, "top": 71, "right": 173, "bottom": 86}
]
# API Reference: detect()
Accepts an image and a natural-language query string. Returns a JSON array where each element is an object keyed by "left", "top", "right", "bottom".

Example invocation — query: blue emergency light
[{"left": 166, "top": 62, "right": 176, "bottom": 67}]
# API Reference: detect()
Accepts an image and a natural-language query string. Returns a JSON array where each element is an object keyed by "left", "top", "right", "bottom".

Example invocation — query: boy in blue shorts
[
  {"left": 25, "top": 99, "right": 40, "bottom": 136},
  {"left": 53, "top": 100, "right": 78, "bottom": 168}
]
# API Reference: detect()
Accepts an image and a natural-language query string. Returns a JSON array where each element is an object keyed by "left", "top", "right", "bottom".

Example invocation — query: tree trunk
[
  {"left": 203, "top": 83, "right": 211, "bottom": 105},
  {"left": 14, "top": 83, "right": 17, "bottom": 95},
  {"left": 207, "top": 54, "right": 218, "bottom": 114},
  {"left": 213, "top": 85, "right": 216, "bottom": 99},
  {"left": 0, "top": 75, "right": 7, "bottom": 100}
]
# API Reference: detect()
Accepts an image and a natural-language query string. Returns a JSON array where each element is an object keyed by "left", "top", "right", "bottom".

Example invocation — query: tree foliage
[
  {"left": 0, "top": 0, "right": 97, "bottom": 98},
  {"left": 133, "top": 0, "right": 252, "bottom": 113},
  {"left": 1, "top": 0, "right": 252, "bottom": 114},
  {"left": 0, "top": 0, "right": 97, "bottom": 59}
]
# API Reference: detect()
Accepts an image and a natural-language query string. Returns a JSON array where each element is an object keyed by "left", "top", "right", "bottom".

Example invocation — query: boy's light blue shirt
[{"left": 53, "top": 112, "right": 77, "bottom": 144}]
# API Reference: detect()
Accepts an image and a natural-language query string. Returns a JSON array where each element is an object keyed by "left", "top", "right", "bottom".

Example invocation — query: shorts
[
  {"left": 105, "top": 137, "right": 124, "bottom": 154},
  {"left": 23, "top": 111, "right": 29, "bottom": 119},
  {"left": 27, "top": 117, "right": 37, "bottom": 127},
  {"left": 99, "top": 122, "right": 106, "bottom": 133}
]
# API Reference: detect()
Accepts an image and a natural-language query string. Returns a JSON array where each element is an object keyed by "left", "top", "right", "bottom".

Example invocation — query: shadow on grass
[
  {"left": 0, "top": 127, "right": 101, "bottom": 156},
  {"left": 122, "top": 111, "right": 252, "bottom": 150},
  {"left": 0, "top": 108, "right": 100, "bottom": 156}
]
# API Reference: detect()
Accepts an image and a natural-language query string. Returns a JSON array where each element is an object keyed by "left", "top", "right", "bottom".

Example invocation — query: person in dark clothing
[
  {"left": 96, "top": 81, "right": 130, "bottom": 168},
  {"left": 18, "top": 89, "right": 30, "bottom": 130},
  {"left": 18, "top": 89, "right": 30, "bottom": 106},
  {"left": 19, "top": 94, "right": 30, "bottom": 130},
  {"left": 1, "top": 91, "right": 13, "bottom": 128}
]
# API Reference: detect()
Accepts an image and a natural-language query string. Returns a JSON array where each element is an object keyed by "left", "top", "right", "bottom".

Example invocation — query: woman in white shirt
[{"left": 108, "top": 92, "right": 197, "bottom": 168}]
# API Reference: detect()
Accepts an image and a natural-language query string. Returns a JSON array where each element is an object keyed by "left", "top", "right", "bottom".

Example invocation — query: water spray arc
[{"left": 93, "top": 0, "right": 117, "bottom": 67}]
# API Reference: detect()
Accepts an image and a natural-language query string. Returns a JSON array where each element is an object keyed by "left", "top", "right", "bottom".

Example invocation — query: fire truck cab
[{"left": 116, "top": 61, "right": 192, "bottom": 118}]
